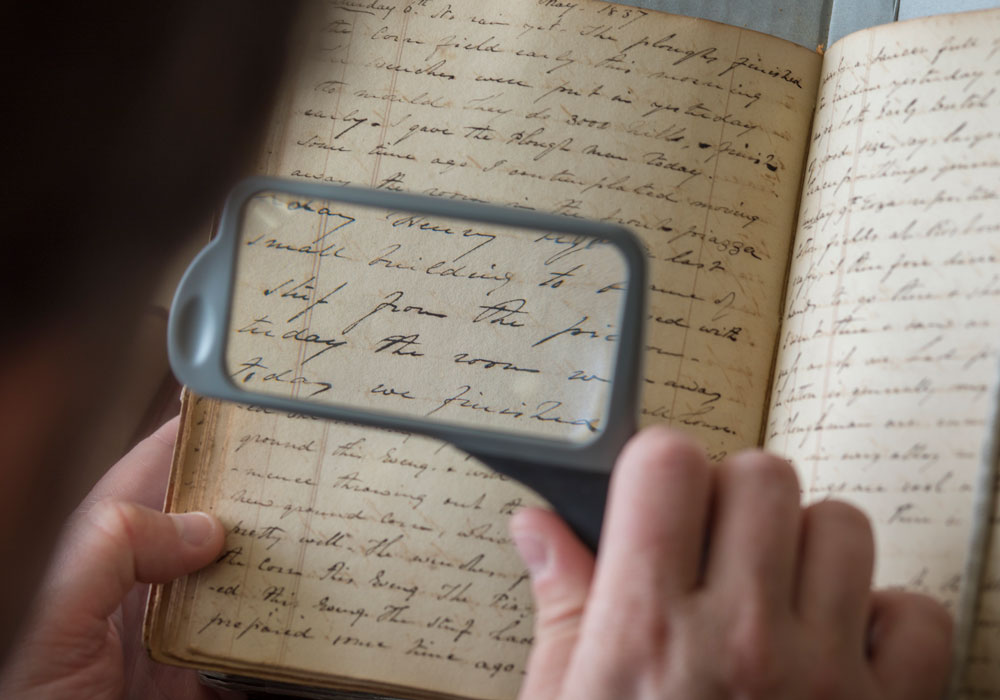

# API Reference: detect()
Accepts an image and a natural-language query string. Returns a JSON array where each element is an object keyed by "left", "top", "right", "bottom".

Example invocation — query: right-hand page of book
[{"left": 763, "top": 9, "right": 1000, "bottom": 695}]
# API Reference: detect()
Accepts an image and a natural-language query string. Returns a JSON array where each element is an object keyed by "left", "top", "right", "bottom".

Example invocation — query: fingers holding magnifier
[
  {"left": 796, "top": 500, "right": 875, "bottom": 654},
  {"left": 515, "top": 432, "right": 955, "bottom": 700},
  {"left": 560, "top": 427, "right": 712, "bottom": 694},
  {"left": 596, "top": 427, "right": 713, "bottom": 601},
  {"left": 703, "top": 450, "right": 803, "bottom": 613}
]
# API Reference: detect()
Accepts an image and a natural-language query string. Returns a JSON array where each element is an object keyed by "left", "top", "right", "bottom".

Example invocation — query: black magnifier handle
[{"left": 477, "top": 455, "right": 610, "bottom": 552}]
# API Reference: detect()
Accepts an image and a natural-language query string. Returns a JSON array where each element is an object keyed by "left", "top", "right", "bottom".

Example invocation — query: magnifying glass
[{"left": 168, "top": 176, "right": 646, "bottom": 550}]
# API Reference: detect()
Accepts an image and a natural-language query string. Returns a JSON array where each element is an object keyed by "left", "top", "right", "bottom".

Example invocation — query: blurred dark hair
[
  {"left": 0, "top": 2, "right": 305, "bottom": 664},
  {"left": 3, "top": 2, "right": 303, "bottom": 334}
]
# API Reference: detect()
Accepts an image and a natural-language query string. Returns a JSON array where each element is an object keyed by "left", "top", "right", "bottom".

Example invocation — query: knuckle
[
  {"left": 84, "top": 499, "right": 140, "bottom": 586},
  {"left": 921, "top": 594, "right": 953, "bottom": 628},
  {"left": 873, "top": 593, "right": 953, "bottom": 690},
  {"left": 908, "top": 594, "right": 954, "bottom": 649},
  {"left": 720, "top": 604, "right": 786, "bottom": 697},
  {"left": 87, "top": 498, "right": 138, "bottom": 546},
  {"left": 633, "top": 609, "right": 671, "bottom": 661},
  {"left": 806, "top": 664, "right": 848, "bottom": 700},
  {"left": 609, "top": 595, "right": 671, "bottom": 659},
  {"left": 725, "top": 450, "right": 800, "bottom": 496},
  {"left": 533, "top": 588, "right": 586, "bottom": 635},
  {"left": 806, "top": 500, "right": 874, "bottom": 545},
  {"left": 588, "top": 594, "right": 672, "bottom": 675}
]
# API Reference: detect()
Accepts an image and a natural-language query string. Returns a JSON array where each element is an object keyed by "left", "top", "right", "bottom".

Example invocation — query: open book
[{"left": 144, "top": 1, "right": 1000, "bottom": 697}]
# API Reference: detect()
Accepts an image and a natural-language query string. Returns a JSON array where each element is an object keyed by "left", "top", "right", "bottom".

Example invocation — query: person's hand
[
  {"left": 510, "top": 428, "right": 953, "bottom": 699},
  {"left": 0, "top": 417, "right": 231, "bottom": 700}
]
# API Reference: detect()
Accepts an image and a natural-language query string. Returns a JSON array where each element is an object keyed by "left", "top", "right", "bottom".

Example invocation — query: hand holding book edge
[{"left": 0, "top": 418, "right": 230, "bottom": 700}]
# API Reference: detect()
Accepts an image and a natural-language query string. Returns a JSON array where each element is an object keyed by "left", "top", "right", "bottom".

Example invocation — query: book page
[
  {"left": 265, "top": 0, "right": 822, "bottom": 456},
  {"left": 149, "top": 0, "right": 821, "bottom": 697},
  {"left": 763, "top": 9, "right": 1000, "bottom": 696}
]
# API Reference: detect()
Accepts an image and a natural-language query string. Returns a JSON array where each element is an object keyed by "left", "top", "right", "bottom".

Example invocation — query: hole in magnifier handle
[{"left": 174, "top": 295, "right": 214, "bottom": 367}]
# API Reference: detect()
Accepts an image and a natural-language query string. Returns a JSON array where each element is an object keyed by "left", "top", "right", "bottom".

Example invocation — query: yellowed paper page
[
  {"left": 763, "top": 9, "right": 1000, "bottom": 696},
  {"left": 264, "top": 0, "right": 820, "bottom": 456},
  {"left": 150, "top": 0, "right": 821, "bottom": 696}
]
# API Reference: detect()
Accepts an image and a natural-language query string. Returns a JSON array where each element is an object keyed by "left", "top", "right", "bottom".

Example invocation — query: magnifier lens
[{"left": 225, "top": 190, "right": 629, "bottom": 444}]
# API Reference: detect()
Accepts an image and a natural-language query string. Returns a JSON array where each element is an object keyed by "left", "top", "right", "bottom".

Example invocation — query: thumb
[
  {"left": 1, "top": 504, "right": 225, "bottom": 697},
  {"left": 510, "top": 507, "right": 595, "bottom": 700},
  {"left": 50, "top": 501, "right": 225, "bottom": 623}
]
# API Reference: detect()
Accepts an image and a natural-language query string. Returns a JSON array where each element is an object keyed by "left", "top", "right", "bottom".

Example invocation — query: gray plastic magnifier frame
[{"left": 168, "top": 176, "right": 647, "bottom": 549}]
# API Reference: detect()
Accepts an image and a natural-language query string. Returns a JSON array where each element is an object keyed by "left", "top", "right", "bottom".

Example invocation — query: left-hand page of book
[{"left": 146, "top": 0, "right": 821, "bottom": 697}]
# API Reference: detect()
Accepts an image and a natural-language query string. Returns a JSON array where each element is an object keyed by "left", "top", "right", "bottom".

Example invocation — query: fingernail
[
  {"left": 512, "top": 530, "right": 549, "bottom": 578},
  {"left": 173, "top": 512, "right": 216, "bottom": 546}
]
